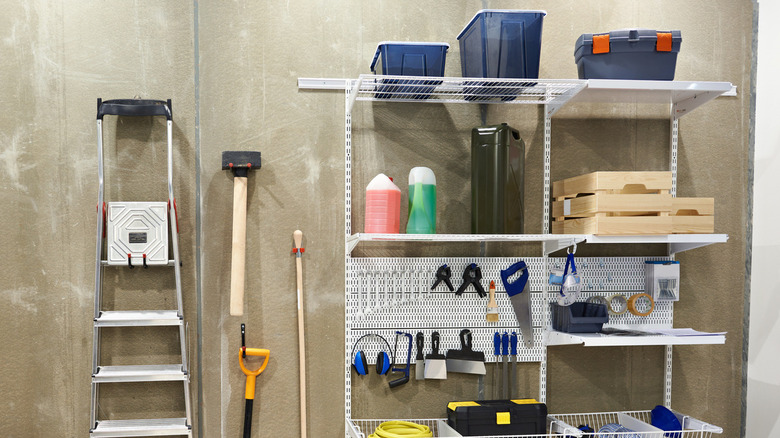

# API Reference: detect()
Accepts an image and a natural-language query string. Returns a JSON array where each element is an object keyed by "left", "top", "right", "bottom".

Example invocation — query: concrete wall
[
  {"left": 746, "top": 1, "right": 780, "bottom": 436},
  {"left": 0, "top": 1, "right": 753, "bottom": 437}
]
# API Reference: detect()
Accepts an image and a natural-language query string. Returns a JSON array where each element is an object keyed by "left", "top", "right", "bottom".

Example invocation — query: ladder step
[
  {"left": 101, "top": 260, "right": 176, "bottom": 267},
  {"left": 95, "top": 311, "right": 182, "bottom": 327},
  {"left": 91, "top": 418, "right": 190, "bottom": 437},
  {"left": 93, "top": 365, "right": 187, "bottom": 383}
]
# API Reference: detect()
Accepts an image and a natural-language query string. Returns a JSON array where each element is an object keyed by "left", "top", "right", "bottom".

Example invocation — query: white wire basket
[
  {"left": 346, "top": 410, "right": 722, "bottom": 438},
  {"left": 354, "top": 75, "right": 585, "bottom": 105},
  {"left": 548, "top": 410, "right": 723, "bottom": 437},
  {"left": 346, "top": 417, "right": 575, "bottom": 438}
]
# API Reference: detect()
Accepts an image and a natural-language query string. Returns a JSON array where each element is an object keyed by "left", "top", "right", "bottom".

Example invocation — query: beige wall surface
[{"left": 0, "top": 1, "right": 753, "bottom": 437}]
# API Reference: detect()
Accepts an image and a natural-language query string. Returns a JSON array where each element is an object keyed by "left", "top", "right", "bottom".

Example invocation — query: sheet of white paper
[{"left": 651, "top": 328, "right": 727, "bottom": 336}]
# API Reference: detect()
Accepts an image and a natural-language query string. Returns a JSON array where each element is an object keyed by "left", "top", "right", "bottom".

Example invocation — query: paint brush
[{"left": 486, "top": 280, "right": 499, "bottom": 322}]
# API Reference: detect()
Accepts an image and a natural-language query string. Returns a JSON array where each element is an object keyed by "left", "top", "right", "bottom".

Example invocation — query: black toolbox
[{"left": 447, "top": 399, "right": 547, "bottom": 436}]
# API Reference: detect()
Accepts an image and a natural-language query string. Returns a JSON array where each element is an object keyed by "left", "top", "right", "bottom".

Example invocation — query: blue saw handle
[
  {"left": 500, "top": 261, "right": 529, "bottom": 297},
  {"left": 510, "top": 332, "right": 518, "bottom": 355},
  {"left": 493, "top": 332, "right": 501, "bottom": 356},
  {"left": 501, "top": 332, "right": 509, "bottom": 355}
]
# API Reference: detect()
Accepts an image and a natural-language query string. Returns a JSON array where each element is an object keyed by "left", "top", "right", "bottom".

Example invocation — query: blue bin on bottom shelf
[
  {"left": 370, "top": 42, "right": 449, "bottom": 99},
  {"left": 457, "top": 10, "right": 546, "bottom": 101},
  {"left": 551, "top": 302, "right": 608, "bottom": 333}
]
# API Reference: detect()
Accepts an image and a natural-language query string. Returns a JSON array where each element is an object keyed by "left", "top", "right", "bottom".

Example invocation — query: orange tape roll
[{"left": 628, "top": 293, "right": 655, "bottom": 316}]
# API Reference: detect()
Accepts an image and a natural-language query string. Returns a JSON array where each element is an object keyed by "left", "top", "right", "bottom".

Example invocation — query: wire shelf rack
[
  {"left": 346, "top": 417, "right": 576, "bottom": 438},
  {"left": 346, "top": 409, "right": 722, "bottom": 438},
  {"left": 353, "top": 75, "right": 586, "bottom": 106},
  {"left": 549, "top": 410, "right": 723, "bottom": 437}
]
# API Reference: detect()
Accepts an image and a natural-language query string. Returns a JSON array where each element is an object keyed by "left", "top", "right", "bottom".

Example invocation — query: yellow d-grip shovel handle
[{"left": 239, "top": 347, "right": 270, "bottom": 400}]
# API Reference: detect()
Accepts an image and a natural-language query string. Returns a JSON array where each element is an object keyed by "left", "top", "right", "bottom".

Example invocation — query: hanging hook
[{"left": 567, "top": 242, "right": 577, "bottom": 254}]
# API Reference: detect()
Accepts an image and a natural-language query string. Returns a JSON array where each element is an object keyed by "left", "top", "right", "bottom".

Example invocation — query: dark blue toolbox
[{"left": 575, "top": 29, "right": 682, "bottom": 80}]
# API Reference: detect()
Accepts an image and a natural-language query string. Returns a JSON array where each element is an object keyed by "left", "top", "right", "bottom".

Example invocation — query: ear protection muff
[{"left": 351, "top": 333, "right": 393, "bottom": 376}]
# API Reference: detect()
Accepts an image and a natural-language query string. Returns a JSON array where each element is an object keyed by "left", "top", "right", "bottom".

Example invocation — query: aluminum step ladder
[{"left": 90, "top": 98, "right": 192, "bottom": 437}]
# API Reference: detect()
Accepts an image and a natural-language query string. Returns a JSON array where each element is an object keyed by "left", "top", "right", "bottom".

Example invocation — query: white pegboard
[{"left": 347, "top": 257, "right": 675, "bottom": 332}]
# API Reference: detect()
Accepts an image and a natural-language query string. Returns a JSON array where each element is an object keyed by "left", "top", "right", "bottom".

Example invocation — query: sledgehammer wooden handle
[
  {"left": 222, "top": 150, "right": 260, "bottom": 317},
  {"left": 230, "top": 176, "right": 248, "bottom": 316}
]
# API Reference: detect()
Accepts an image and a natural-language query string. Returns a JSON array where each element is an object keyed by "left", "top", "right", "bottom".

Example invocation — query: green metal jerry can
[{"left": 471, "top": 123, "right": 524, "bottom": 234}]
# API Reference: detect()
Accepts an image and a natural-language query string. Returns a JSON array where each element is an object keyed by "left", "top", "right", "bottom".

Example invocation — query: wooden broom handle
[
  {"left": 230, "top": 176, "right": 247, "bottom": 316},
  {"left": 293, "top": 230, "right": 307, "bottom": 438}
]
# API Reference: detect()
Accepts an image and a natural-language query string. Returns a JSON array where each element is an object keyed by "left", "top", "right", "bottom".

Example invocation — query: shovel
[{"left": 239, "top": 329, "right": 270, "bottom": 438}]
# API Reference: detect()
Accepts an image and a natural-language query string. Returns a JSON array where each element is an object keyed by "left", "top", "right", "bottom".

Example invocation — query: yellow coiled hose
[{"left": 368, "top": 420, "right": 433, "bottom": 438}]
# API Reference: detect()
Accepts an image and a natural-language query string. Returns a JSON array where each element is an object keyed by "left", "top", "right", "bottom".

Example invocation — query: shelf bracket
[
  {"left": 542, "top": 236, "right": 585, "bottom": 255},
  {"left": 346, "top": 234, "right": 360, "bottom": 254},
  {"left": 669, "top": 240, "right": 717, "bottom": 255},
  {"left": 546, "top": 82, "right": 586, "bottom": 117},
  {"left": 346, "top": 78, "right": 361, "bottom": 114},
  {"left": 673, "top": 90, "right": 723, "bottom": 118}
]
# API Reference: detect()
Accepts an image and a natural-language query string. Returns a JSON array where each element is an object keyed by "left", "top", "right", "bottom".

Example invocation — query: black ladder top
[{"left": 97, "top": 98, "right": 172, "bottom": 120}]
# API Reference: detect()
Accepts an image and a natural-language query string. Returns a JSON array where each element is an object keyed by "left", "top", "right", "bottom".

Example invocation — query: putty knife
[{"left": 424, "top": 331, "right": 447, "bottom": 379}]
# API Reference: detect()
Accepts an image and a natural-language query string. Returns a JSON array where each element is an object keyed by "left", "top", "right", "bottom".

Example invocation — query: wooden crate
[
  {"left": 672, "top": 197, "right": 714, "bottom": 233},
  {"left": 551, "top": 172, "right": 714, "bottom": 235}
]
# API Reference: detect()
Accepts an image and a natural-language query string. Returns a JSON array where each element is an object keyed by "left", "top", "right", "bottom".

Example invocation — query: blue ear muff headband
[{"left": 351, "top": 333, "right": 393, "bottom": 376}]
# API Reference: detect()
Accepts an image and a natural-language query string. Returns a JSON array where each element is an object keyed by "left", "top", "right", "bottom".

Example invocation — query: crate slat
[
  {"left": 553, "top": 171, "right": 673, "bottom": 199},
  {"left": 552, "top": 193, "right": 673, "bottom": 218}
]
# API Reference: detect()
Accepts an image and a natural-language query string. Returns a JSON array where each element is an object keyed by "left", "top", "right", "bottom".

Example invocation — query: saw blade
[{"left": 510, "top": 283, "right": 533, "bottom": 349}]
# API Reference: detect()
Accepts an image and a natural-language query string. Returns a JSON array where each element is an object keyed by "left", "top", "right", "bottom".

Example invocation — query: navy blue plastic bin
[
  {"left": 457, "top": 10, "right": 546, "bottom": 101},
  {"left": 575, "top": 29, "right": 682, "bottom": 80},
  {"left": 370, "top": 41, "right": 449, "bottom": 99},
  {"left": 550, "top": 302, "right": 608, "bottom": 333}
]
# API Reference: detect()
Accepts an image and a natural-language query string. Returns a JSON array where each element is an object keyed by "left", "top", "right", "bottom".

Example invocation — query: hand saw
[{"left": 500, "top": 261, "right": 533, "bottom": 349}]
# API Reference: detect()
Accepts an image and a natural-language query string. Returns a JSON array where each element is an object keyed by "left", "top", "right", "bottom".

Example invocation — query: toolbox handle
[{"left": 97, "top": 98, "right": 172, "bottom": 120}]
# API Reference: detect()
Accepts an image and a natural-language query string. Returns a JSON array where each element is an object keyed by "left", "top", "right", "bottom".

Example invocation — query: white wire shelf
[
  {"left": 350, "top": 75, "right": 586, "bottom": 115},
  {"left": 546, "top": 330, "right": 726, "bottom": 347},
  {"left": 347, "top": 233, "right": 585, "bottom": 254},
  {"left": 299, "top": 76, "right": 734, "bottom": 117}
]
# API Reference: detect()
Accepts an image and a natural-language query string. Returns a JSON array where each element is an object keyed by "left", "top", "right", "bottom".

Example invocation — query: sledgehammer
[{"left": 222, "top": 151, "right": 261, "bottom": 316}]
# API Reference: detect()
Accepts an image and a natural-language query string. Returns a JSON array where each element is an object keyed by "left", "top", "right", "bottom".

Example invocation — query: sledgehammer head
[{"left": 222, "top": 151, "right": 261, "bottom": 178}]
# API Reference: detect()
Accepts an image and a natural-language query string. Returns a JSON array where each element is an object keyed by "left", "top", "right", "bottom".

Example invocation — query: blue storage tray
[
  {"left": 457, "top": 10, "right": 546, "bottom": 101},
  {"left": 551, "top": 302, "right": 608, "bottom": 333},
  {"left": 574, "top": 29, "right": 682, "bottom": 80},
  {"left": 369, "top": 41, "right": 449, "bottom": 99}
]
